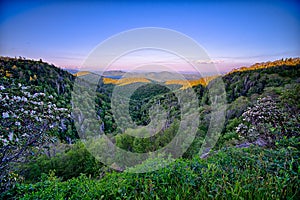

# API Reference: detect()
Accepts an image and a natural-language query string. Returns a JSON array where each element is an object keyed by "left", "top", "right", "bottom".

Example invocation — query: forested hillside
[
  {"left": 0, "top": 56, "right": 299, "bottom": 199},
  {"left": 0, "top": 57, "right": 77, "bottom": 141}
]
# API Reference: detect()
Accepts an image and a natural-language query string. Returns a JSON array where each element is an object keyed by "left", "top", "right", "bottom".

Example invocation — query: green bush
[
  {"left": 5, "top": 140, "right": 299, "bottom": 200},
  {"left": 20, "top": 142, "right": 103, "bottom": 182}
]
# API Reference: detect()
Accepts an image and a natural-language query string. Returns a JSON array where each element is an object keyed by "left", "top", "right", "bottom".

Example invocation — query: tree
[{"left": 0, "top": 83, "right": 69, "bottom": 191}]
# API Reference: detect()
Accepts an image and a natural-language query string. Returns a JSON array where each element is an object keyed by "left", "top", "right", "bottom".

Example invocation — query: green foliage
[
  {"left": 223, "top": 63, "right": 300, "bottom": 103},
  {"left": 226, "top": 96, "right": 250, "bottom": 119},
  {"left": 20, "top": 142, "right": 103, "bottom": 182},
  {"left": 129, "top": 83, "right": 180, "bottom": 126},
  {"left": 4, "top": 141, "right": 299, "bottom": 199},
  {"left": 280, "top": 84, "right": 300, "bottom": 113},
  {"left": 225, "top": 118, "right": 242, "bottom": 133},
  {"left": 115, "top": 121, "right": 179, "bottom": 152}
]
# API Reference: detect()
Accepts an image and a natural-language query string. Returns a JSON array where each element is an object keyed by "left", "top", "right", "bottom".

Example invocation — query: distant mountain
[
  {"left": 4, "top": 56, "right": 298, "bottom": 92},
  {"left": 99, "top": 57, "right": 300, "bottom": 89},
  {"left": 103, "top": 70, "right": 126, "bottom": 76},
  {"left": 73, "top": 70, "right": 203, "bottom": 80}
]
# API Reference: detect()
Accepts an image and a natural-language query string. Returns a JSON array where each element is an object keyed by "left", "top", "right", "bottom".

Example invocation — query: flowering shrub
[
  {"left": 236, "top": 96, "right": 297, "bottom": 146},
  {"left": 0, "top": 83, "right": 69, "bottom": 191}
]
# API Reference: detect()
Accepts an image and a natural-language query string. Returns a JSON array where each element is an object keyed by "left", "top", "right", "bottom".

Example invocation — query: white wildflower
[
  {"left": 2, "top": 138, "right": 9, "bottom": 146},
  {"left": 8, "top": 132, "right": 13, "bottom": 141},
  {"left": 2, "top": 112, "right": 9, "bottom": 118},
  {"left": 21, "top": 97, "right": 28, "bottom": 102},
  {"left": 35, "top": 116, "right": 42, "bottom": 122},
  {"left": 22, "top": 133, "right": 28, "bottom": 137},
  {"left": 23, "top": 91, "right": 31, "bottom": 97}
]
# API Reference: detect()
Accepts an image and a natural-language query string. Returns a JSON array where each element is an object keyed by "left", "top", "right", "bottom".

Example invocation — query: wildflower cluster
[
  {"left": 236, "top": 96, "right": 287, "bottom": 146},
  {"left": 0, "top": 83, "right": 69, "bottom": 181}
]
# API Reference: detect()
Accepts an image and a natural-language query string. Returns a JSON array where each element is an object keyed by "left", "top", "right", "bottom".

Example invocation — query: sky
[{"left": 0, "top": 0, "right": 299, "bottom": 73}]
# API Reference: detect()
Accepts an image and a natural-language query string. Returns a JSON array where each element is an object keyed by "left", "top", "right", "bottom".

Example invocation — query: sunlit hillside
[
  {"left": 165, "top": 75, "right": 219, "bottom": 89},
  {"left": 103, "top": 77, "right": 151, "bottom": 86},
  {"left": 73, "top": 71, "right": 91, "bottom": 77},
  {"left": 227, "top": 57, "right": 300, "bottom": 75},
  {"left": 102, "top": 74, "right": 219, "bottom": 89}
]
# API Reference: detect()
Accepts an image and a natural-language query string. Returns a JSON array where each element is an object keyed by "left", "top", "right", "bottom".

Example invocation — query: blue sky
[{"left": 0, "top": 0, "right": 299, "bottom": 72}]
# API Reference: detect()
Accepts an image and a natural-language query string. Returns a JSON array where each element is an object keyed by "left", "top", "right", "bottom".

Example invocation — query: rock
[
  {"left": 200, "top": 152, "right": 210, "bottom": 159},
  {"left": 200, "top": 148, "right": 212, "bottom": 159},
  {"left": 235, "top": 142, "right": 251, "bottom": 148},
  {"left": 235, "top": 137, "right": 267, "bottom": 149},
  {"left": 200, "top": 138, "right": 267, "bottom": 160},
  {"left": 254, "top": 138, "right": 267, "bottom": 146}
]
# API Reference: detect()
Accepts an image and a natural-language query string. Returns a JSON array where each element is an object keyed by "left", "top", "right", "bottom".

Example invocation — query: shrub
[
  {"left": 236, "top": 96, "right": 295, "bottom": 146},
  {"left": 20, "top": 142, "right": 103, "bottom": 182},
  {"left": 4, "top": 141, "right": 299, "bottom": 200}
]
